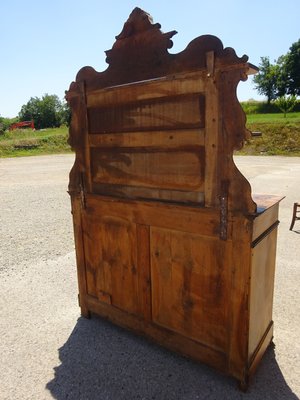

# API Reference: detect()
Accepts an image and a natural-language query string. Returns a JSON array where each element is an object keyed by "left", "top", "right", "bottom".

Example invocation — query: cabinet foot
[
  {"left": 238, "top": 377, "right": 249, "bottom": 392},
  {"left": 269, "top": 339, "right": 275, "bottom": 349},
  {"left": 81, "top": 307, "right": 91, "bottom": 319}
]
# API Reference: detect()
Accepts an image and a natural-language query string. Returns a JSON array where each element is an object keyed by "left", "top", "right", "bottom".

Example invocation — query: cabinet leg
[
  {"left": 269, "top": 339, "right": 275, "bottom": 349},
  {"left": 78, "top": 293, "right": 91, "bottom": 318},
  {"left": 81, "top": 307, "right": 91, "bottom": 319},
  {"left": 238, "top": 377, "right": 249, "bottom": 392}
]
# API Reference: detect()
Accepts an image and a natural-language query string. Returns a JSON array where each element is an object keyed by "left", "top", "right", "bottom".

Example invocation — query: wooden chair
[{"left": 290, "top": 202, "right": 300, "bottom": 230}]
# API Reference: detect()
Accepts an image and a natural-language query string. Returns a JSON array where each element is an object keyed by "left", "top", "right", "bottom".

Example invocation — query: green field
[
  {"left": 242, "top": 112, "right": 300, "bottom": 156},
  {"left": 0, "top": 112, "right": 300, "bottom": 157},
  {"left": 246, "top": 112, "right": 300, "bottom": 124},
  {"left": 0, "top": 126, "right": 71, "bottom": 157}
]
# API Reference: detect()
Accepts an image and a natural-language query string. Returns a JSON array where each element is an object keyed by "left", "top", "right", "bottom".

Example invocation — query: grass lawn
[
  {"left": 246, "top": 112, "right": 300, "bottom": 124},
  {"left": 241, "top": 112, "right": 300, "bottom": 156},
  {"left": 0, "top": 126, "right": 71, "bottom": 157}
]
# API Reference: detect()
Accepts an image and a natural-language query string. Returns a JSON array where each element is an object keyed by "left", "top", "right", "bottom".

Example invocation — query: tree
[
  {"left": 275, "top": 95, "right": 297, "bottom": 117},
  {"left": 274, "top": 55, "right": 289, "bottom": 97},
  {"left": 60, "top": 101, "right": 72, "bottom": 127},
  {"left": 19, "top": 94, "right": 67, "bottom": 130},
  {"left": 0, "top": 116, "right": 19, "bottom": 133},
  {"left": 253, "top": 57, "right": 281, "bottom": 103},
  {"left": 253, "top": 40, "right": 300, "bottom": 101},
  {"left": 284, "top": 39, "right": 300, "bottom": 96}
]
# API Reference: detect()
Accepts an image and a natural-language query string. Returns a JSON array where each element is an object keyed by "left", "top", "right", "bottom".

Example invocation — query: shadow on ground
[{"left": 47, "top": 316, "right": 297, "bottom": 400}]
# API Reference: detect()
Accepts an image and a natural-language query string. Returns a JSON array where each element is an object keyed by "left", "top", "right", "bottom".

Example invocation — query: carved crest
[
  {"left": 73, "top": 8, "right": 251, "bottom": 90},
  {"left": 114, "top": 7, "right": 164, "bottom": 40}
]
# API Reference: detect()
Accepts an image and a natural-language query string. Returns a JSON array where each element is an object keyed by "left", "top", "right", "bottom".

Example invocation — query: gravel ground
[{"left": 0, "top": 154, "right": 299, "bottom": 400}]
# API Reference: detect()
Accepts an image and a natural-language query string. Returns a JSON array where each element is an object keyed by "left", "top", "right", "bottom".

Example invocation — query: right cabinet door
[
  {"left": 248, "top": 227, "right": 278, "bottom": 359},
  {"left": 150, "top": 226, "right": 231, "bottom": 353}
]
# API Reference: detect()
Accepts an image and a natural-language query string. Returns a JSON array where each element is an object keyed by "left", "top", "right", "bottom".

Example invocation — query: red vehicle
[{"left": 9, "top": 120, "right": 35, "bottom": 131}]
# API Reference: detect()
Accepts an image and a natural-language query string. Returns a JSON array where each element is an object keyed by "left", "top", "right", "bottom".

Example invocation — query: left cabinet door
[{"left": 81, "top": 211, "right": 142, "bottom": 316}]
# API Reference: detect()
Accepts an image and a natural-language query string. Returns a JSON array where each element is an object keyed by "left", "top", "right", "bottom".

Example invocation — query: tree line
[
  {"left": 0, "top": 94, "right": 70, "bottom": 132},
  {"left": 253, "top": 38, "right": 300, "bottom": 104},
  {"left": 18, "top": 94, "right": 71, "bottom": 130}
]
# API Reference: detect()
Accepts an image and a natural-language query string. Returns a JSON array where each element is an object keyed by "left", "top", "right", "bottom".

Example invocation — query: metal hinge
[
  {"left": 79, "top": 172, "right": 86, "bottom": 209},
  {"left": 220, "top": 181, "right": 229, "bottom": 241},
  {"left": 220, "top": 195, "right": 228, "bottom": 240}
]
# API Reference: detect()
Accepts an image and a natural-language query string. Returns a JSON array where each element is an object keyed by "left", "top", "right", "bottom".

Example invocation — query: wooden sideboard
[{"left": 66, "top": 8, "right": 283, "bottom": 389}]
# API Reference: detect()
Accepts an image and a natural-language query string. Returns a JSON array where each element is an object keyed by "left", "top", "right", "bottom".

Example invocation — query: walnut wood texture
[{"left": 66, "top": 8, "right": 282, "bottom": 389}]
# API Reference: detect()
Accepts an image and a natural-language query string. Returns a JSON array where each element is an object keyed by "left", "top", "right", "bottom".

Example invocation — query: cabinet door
[
  {"left": 150, "top": 227, "right": 231, "bottom": 351},
  {"left": 82, "top": 212, "right": 141, "bottom": 316},
  {"left": 248, "top": 227, "right": 278, "bottom": 359}
]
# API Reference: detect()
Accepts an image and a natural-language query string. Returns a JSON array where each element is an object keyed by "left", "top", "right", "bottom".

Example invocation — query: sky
[{"left": 1, "top": 0, "right": 299, "bottom": 118}]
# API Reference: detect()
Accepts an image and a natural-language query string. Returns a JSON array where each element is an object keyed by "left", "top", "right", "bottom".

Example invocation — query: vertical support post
[
  {"left": 78, "top": 81, "right": 93, "bottom": 194},
  {"left": 204, "top": 51, "right": 221, "bottom": 208}
]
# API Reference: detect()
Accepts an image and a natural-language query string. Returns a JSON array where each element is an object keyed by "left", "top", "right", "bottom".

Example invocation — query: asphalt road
[{"left": 0, "top": 154, "right": 299, "bottom": 400}]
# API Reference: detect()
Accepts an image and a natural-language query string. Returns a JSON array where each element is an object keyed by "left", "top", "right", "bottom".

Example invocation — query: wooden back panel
[
  {"left": 86, "top": 74, "right": 206, "bottom": 204},
  {"left": 66, "top": 7, "right": 258, "bottom": 214}
]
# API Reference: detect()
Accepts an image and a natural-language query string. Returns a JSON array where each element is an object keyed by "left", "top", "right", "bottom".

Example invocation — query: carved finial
[
  {"left": 104, "top": 8, "right": 177, "bottom": 73},
  {"left": 116, "top": 7, "right": 161, "bottom": 40}
]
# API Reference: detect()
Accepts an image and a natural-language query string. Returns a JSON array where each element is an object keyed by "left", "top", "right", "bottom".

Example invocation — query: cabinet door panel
[
  {"left": 82, "top": 213, "right": 141, "bottom": 315},
  {"left": 150, "top": 227, "right": 230, "bottom": 351},
  {"left": 248, "top": 228, "right": 278, "bottom": 358}
]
